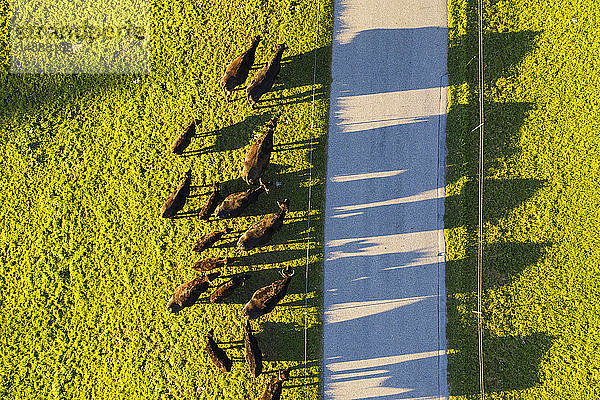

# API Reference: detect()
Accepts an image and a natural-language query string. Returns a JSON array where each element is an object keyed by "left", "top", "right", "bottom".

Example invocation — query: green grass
[
  {"left": 446, "top": 0, "right": 600, "bottom": 398},
  {"left": 0, "top": 1, "right": 332, "bottom": 399}
]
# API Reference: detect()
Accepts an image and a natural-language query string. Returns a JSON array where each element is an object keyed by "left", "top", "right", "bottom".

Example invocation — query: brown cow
[
  {"left": 242, "top": 118, "right": 277, "bottom": 186},
  {"left": 198, "top": 182, "right": 222, "bottom": 220},
  {"left": 192, "top": 257, "right": 229, "bottom": 272},
  {"left": 160, "top": 170, "right": 192, "bottom": 218},
  {"left": 243, "top": 319, "right": 263, "bottom": 378},
  {"left": 171, "top": 120, "right": 195, "bottom": 155},
  {"left": 221, "top": 36, "right": 261, "bottom": 98},
  {"left": 192, "top": 227, "right": 231, "bottom": 253},
  {"left": 259, "top": 368, "right": 291, "bottom": 400},
  {"left": 246, "top": 44, "right": 287, "bottom": 107},
  {"left": 210, "top": 274, "right": 248, "bottom": 303},
  {"left": 243, "top": 267, "right": 294, "bottom": 320},
  {"left": 237, "top": 199, "right": 289, "bottom": 252},
  {"left": 214, "top": 181, "right": 271, "bottom": 219},
  {"left": 166, "top": 273, "right": 219, "bottom": 313},
  {"left": 205, "top": 329, "right": 232, "bottom": 373}
]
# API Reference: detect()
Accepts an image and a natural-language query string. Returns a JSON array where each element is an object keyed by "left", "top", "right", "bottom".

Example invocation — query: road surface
[{"left": 322, "top": 0, "right": 449, "bottom": 398}]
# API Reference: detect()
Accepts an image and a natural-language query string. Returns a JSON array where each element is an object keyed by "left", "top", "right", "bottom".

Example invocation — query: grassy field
[
  {"left": 0, "top": 1, "right": 332, "bottom": 399},
  {"left": 446, "top": 0, "right": 600, "bottom": 398}
]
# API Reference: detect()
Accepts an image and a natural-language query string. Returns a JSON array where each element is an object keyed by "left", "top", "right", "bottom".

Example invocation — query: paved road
[{"left": 322, "top": 0, "right": 449, "bottom": 399}]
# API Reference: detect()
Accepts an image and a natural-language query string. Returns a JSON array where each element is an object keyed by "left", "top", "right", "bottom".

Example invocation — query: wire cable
[
  {"left": 476, "top": 0, "right": 485, "bottom": 397},
  {"left": 304, "top": 0, "right": 321, "bottom": 398}
]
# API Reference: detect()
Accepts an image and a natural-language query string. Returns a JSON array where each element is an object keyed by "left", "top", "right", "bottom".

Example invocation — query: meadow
[
  {"left": 0, "top": 0, "right": 332, "bottom": 398},
  {"left": 446, "top": 0, "right": 600, "bottom": 398}
]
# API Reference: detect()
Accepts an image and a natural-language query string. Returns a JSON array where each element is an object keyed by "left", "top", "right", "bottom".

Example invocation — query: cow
[
  {"left": 160, "top": 170, "right": 192, "bottom": 218},
  {"left": 214, "top": 181, "right": 271, "bottom": 219},
  {"left": 243, "top": 267, "right": 294, "bottom": 320},
  {"left": 242, "top": 118, "right": 277, "bottom": 186},
  {"left": 205, "top": 329, "right": 232, "bottom": 373},
  {"left": 246, "top": 44, "right": 287, "bottom": 107},
  {"left": 243, "top": 319, "right": 263, "bottom": 378},
  {"left": 221, "top": 36, "right": 261, "bottom": 99},
  {"left": 166, "top": 272, "right": 219, "bottom": 313},
  {"left": 237, "top": 199, "right": 289, "bottom": 252},
  {"left": 171, "top": 119, "right": 195, "bottom": 155},
  {"left": 192, "top": 227, "right": 231, "bottom": 253},
  {"left": 192, "top": 257, "right": 229, "bottom": 272},
  {"left": 259, "top": 368, "right": 291, "bottom": 400},
  {"left": 198, "top": 182, "right": 222, "bottom": 220}
]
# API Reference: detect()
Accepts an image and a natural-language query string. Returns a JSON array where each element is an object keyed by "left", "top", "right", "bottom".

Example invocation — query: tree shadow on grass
[
  {"left": 445, "top": 102, "right": 535, "bottom": 185},
  {"left": 444, "top": 177, "right": 546, "bottom": 229},
  {"left": 447, "top": 332, "right": 554, "bottom": 395},
  {"left": 448, "top": 31, "right": 540, "bottom": 87},
  {"left": 446, "top": 241, "right": 551, "bottom": 292}
]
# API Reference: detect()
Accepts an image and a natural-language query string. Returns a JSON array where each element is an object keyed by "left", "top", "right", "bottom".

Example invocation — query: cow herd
[{"left": 161, "top": 37, "right": 298, "bottom": 399}]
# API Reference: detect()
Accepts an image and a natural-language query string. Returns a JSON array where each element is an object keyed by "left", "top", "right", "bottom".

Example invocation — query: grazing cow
[
  {"left": 246, "top": 44, "right": 287, "bottom": 107},
  {"left": 242, "top": 118, "right": 277, "bottom": 186},
  {"left": 166, "top": 273, "right": 219, "bottom": 313},
  {"left": 214, "top": 181, "right": 272, "bottom": 219},
  {"left": 237, "top": 199, "right": 289, "bottom": 252},
  {"left": 171, "top": 120, "right": 195, "bottom": 155},
  {"left": 243, "top": 267, "right": 294, "bottom": 320},
  {"left": 198, "top": 182, "right": 222, "bottom": 220},
  {"left": 205, "top": 329, "right": 232, "bottom": 373},
  {"left": 260, "top": 368, "right": 291, "bottom": 400},
  {"left": 160, "top": 170, "right": 192, "bottom": 219},
  {"left": 192, "top": 227, "right": 231, "bottom": 253},
  {"left": 210, "top": 274, "right": 248, "bottom": 303},
  {"left": 243, "top": 319, "right": 263, "bottom": 378},
  {"left": 221, "top": 36, "right": 261, "bottom": 98},
  {"left": 192, "top": 257, "right": 229, "bottom": 272}
]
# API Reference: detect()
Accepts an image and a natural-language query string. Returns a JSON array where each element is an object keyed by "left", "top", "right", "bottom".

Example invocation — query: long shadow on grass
[
  {"left": 445, "top": 177, "right": 545, "bottom": 229},
  {"left": 446, "top": 102, "right": 534, "bottom": 184},
  {"left": 181, "top": 113, "right": 272, "bottom": 157},
  {"left": 203, "top": 267, "right": 307, "bottom": 305},
  {"left": 448, "top": 31, "right": 540, "bottom": 87},
  {"left": 256, "top": 321, "right": 321, "bottom": 362},
  {"left": 446, "top": 332, "right": 553, "bottom": 395}
]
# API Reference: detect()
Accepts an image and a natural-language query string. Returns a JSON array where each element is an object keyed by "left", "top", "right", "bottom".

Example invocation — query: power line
[
  {"left": 476, "top": 0, "right": 485, "bottom": 397},
  {"left": 304, "top": 0, "right": 320, "bottom": 399}
]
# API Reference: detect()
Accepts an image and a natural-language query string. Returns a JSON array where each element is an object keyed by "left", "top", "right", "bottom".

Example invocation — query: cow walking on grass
[
  {"left": 237, "top": 199, "right": 289, "bottom": 252},
  {"left": 242, "top": 118, "right": 277, "bottom": 186},
  {"left": 221, "top": 36, "right": 261, "bottom": 99},
  {"left": 243, "top": 319, "right": 263, "bottom": 378},
  {"left": 243, "top": 267, "right": 294, "bottom": 320},
  {"left": 198, "top": 182, "right": 221, "bottom": 220},
  {"left": 205, "top": 329, "right": 232, "bottom": 373},
  {"left": 166, "top": 273, "right": 219, "bottom": 313},
  {"left": 246, "top": 44, "right": 287, "bottom": 107},
  {"left": 214, "top": 182, "right": 271, "bottom": 219},
  {"left": 259, "top": 368, "right": 290, "bottom": 400},
  {"left": 192, "top": 227, "right": 231, "bottom": 253},
  {"left": 160, "top": 170, "right": 192, "bottom": 218}
]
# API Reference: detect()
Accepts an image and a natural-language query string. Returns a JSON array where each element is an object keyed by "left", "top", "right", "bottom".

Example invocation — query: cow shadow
[{"left": 181, "top": 113, "right": 272, "bottom": 157}]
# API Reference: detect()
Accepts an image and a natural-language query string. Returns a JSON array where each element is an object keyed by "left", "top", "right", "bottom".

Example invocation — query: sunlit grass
[
  {"left": 0, "top": 1, "right": 332, "bottom": 398},
  {"left": 446, "top": 0, "right": 600, "bottom": 398}
]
